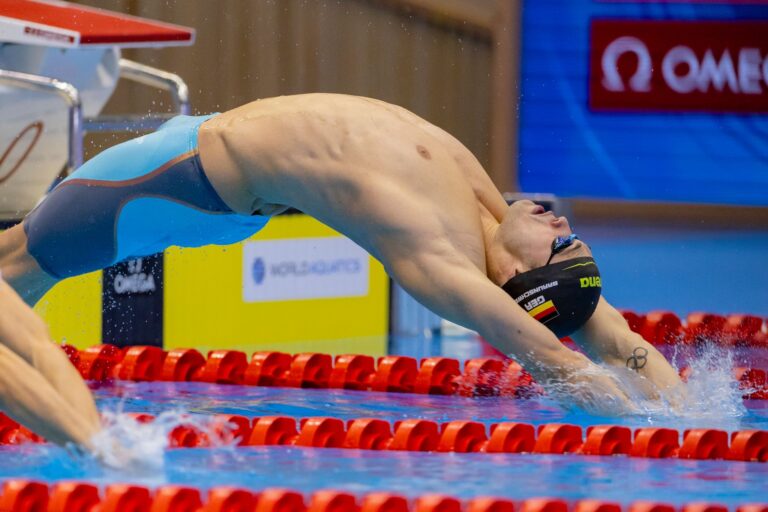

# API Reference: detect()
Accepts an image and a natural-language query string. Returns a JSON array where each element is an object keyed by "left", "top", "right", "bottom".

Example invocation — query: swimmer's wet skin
[
  {"left": 0, "top": 274, "right": 100, "bottom": 447},
  {"left": 0, "top": 93, "right": 685, "bottom": 420}
]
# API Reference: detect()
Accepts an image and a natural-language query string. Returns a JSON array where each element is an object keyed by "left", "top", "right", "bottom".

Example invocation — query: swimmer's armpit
[{"left": 626, "top": 347, "right": 649, "bottom": 371}]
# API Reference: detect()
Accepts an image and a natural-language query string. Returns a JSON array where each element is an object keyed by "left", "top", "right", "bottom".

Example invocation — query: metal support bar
[
  {"left": 117, "top": 58, "right": 189, "bottom": 114},
  {"left": 0, "top": 69, "right": 83, "bottom": 171},
  {"left": 82, "top": 114, "right": 178, "bottom": 132},
  {"left": 83, "top": 58, "right": 191, "bottom": 132}
]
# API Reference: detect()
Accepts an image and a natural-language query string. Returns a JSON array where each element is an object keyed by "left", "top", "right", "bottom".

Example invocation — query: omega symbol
[{"left": 601, "top": 36, "right": 653, "bottom": 93}]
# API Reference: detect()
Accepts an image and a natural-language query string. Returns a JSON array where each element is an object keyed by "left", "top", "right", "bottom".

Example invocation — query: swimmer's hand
[
  {"left": 546, "top": 368, "right": 641, "bottom": 416},
  {"left": 615, "top": 366, "right": 688, "bottom": 413},
  {"left": 571, "top": 298, "right": 686, "bottom": 412}
]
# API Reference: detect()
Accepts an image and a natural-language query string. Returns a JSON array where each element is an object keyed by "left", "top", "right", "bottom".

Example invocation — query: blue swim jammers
[{"left": 24, "top": 114, "right": 269, "bottom": 279}]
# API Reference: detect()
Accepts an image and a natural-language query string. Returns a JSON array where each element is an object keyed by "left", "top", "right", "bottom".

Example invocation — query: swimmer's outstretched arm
[
  {"left": 571, "top": 297, "right": 685, "bottom": 402},
  {"left": 387, "top": 245, "right": 637, "bottom": 414},
  {"left": 0, "top": 278, "right": 101, "bottom": 427},
  {"left": 0, "top": 344, "right": 98, "bottom": 447}
]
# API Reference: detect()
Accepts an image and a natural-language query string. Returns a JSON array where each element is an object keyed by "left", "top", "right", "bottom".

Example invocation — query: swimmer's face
[{"left": 497, "top": 200, "right": 591, "bottom": 271}]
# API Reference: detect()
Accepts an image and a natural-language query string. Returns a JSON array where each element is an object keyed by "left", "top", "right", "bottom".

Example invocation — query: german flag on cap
[
  {"left": 528, "top": 299, "right": 559, "bottom": 324},
  {"left": 501, "top": 256, "right": 601, "bottom": 338}
]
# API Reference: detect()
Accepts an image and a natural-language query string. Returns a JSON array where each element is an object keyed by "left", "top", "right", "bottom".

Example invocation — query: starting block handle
[
  {"left": 0, "top": 69, "right": 83, "bottom": 173},
  {"left": 82, "top": 59, "right": 190, "bottom": 133},
  {"left": 118, "top": 59, "right": 189, "bottom": 114}
]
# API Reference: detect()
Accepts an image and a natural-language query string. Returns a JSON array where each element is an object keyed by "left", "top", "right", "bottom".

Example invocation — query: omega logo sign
[
  {"left": 590, "top": 20, "right": 768, "bottom": 113},
  {"left": 601, "top": 37, "right": 653, "bottom": 93}
]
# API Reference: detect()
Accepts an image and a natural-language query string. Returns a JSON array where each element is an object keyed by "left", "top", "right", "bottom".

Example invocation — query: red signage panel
[{"left": 589, "top": 20, "right": 768, "bottom": 113}]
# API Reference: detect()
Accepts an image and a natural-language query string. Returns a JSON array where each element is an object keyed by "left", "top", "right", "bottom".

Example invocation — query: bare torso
[
  {"left": 0, "top": 94, "right": 682, "bottom": 420},
  {"left": 198, "top": 93, "right": 502, "bottom": 274}
]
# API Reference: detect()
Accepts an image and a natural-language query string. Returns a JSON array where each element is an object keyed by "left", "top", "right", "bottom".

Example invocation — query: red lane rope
[
  {"left": 65, "top": 344, "right": 538, "bottom": 398},
  {"left": 2, "top": 412, "right": 766, "bottom": 463},
  {"left": 620, "top": 311, "right": 766, "bottom": 347},
  {"left": 62, "top": 343, "right": 768, "bottom": 400},
  {"left": 1, "top": 479, "right": 766, "bottom": 512}
]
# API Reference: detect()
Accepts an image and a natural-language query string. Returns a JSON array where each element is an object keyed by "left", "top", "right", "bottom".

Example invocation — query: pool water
[{"left": 1, "top": 377, "right": 767, "bottom": 506}]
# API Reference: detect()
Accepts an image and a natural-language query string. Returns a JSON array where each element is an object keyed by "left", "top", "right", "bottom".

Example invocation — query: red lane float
[
  {"left": 64, "top": 342, "right": 768, "bottom": 401},
  {"left": 3, "top": 410, "right": 768, "bottom": 464},
  {"left": 162, "top": 348, "right": 206, "bottom": 381},
  {"left": 534, "top": 424, "right": 582, "bottom": 454},
  {"left": 296, "top": 418, "right": 346, "bottom": 448},
  {"left": 0, "top": 413, "right": 43, "bottom": 444},
  {"left": 331, "top": 355, "right": 376, "bottom": 390},
  {"left": 150, "top": 485, "right": 203, "bottom": 511},
  {"left": 372, "top": 356, "right": 419, "bottom": 393},
  {"left": 686, "top": 313, "right": 728, "bottom": 345},
  {"left": 415, "top": 495, "right": 463, "bottom": 512},
  {"left": 620, "top": 311, "right": 646, "bottom": 335},
  {"left": 575, "top": 501, "right": 622, "bottom": 512},
  {"left": 735, "top": 368, "right": 768, "bottom": 400},
  {"left": 390, "top": 420, "right": 440, "bottom": 452},
  {"left": 3, "top": 480, "right": 764, "bottom": 512},
  {"left": 630, "top": 428, "right": 680, "bottom": 458},
  {"left": 287, "top": 353, "right": 333, "bottom": 388},
  {"left": 581, "top": 426, "right": 632, "bottom": 456},
  {"left": 415, "top": 358, "right": 461, "bottom": 395},
  {"left": 345, "top": 419, "right": 393, "bottom": 450},
  {"left": 459, "top": 358, "right": 505, "bottom": 397},
  {"left": 245, "top": 351, "right": 293, "bottom": 387},
  {"left": 466, "top": 497, "right": 515, "bottom": 512},
  {"left": 114, "top": 345, "right": 165, "bottom": 381},
  {"left": 729, "top": 431, "right": 768, "bottom": 462},
  {"left": 725, "top": 315, "right": 764, "bottom": 346},
  {"left": 485, "top": 423, "right": 536, "bottom": 454},
  {"left": 629, "top": 503, "right": 676, "bottom": 512},
  {"left": 678, "top": 429, "right": 729, "bottom": 460},
  {"left": 639, "top": 311, "right": 684, "bottom": 345},
  {"left": 193, "top": 350, "right": 248, "bottom": 384},
  {"left": 520, "top": 498, "right": 569, "bottom": 512},
  {"left": 77, "top": 344, "right": 124, "bottom": 381}
]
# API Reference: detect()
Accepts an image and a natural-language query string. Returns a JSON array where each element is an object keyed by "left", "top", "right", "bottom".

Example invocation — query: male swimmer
[{"left": 0, "top": 94, "right": 684, "bottom": 430}]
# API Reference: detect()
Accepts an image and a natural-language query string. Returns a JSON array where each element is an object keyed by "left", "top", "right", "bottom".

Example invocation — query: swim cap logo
[
  {"left": 580, "top": 276, "right": 601, "bottom": 288},
  {"left": 252, "top": 257, "right": 266, "bottom": 285},
  {"left": 523, "top": 295, "right": 545, "bottom": 312}
]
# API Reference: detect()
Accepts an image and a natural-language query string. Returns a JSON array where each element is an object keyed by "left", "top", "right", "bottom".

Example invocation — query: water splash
[
  {"left": 667, "top": 341, "right": 747, "bottom": 423},
  {"left": 528, "top": 341, "right": 747, "bottom": 427},
  {"left": 87, "top": 408, "right": 241, "bottom": 474}
]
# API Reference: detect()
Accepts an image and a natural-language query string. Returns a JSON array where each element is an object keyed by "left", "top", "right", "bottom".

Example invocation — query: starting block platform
[{"left": 0, "top": 0, "right": 194, "bottom": 221}]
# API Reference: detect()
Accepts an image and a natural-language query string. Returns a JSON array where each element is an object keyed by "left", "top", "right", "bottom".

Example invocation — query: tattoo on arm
[{"left": 626, "top": 347, "right": 648, "bottom": 371}]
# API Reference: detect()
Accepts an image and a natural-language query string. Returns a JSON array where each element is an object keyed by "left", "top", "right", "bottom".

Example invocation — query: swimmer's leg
[
  {"left": 0, "top": 223, "right": 59, "bottom": 305},
  {"left": 0, "top": 277, "right": 100, "bottom": 427}
]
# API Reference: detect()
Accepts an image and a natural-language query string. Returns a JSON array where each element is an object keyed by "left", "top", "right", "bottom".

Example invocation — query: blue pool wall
[{"left": 577, "top": 223, "right": 768, "bottom": 318}]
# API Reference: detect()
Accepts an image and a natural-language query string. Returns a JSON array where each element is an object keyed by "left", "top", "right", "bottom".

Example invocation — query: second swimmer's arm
[
  {"left": 0, "top": 278, "right": 101, "bottom": 426},
  {"left": 0, "top": 344, "right": 98, "bottom": 447}
]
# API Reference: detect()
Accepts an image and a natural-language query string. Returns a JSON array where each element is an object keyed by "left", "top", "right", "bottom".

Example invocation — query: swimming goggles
[{"left": 545, "top": 234, "right": 580, "bottom": 266}]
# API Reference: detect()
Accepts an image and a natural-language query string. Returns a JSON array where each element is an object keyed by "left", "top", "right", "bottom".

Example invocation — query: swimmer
[
  {"left": 0, "top": 272, "right": 100, "bottom": 446},
  {"left": 0, "top": 93, "right": 683, "bottom": 414}
]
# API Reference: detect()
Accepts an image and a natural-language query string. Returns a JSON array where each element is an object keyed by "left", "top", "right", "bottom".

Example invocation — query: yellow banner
[{"left": 34, "top": 215, "right": 389, "bottom": 355}]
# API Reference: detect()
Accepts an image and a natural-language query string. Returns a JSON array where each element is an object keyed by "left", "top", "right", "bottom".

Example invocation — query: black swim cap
[{"left": 501, "top": 256, "right": 602, "bottom": 338}]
